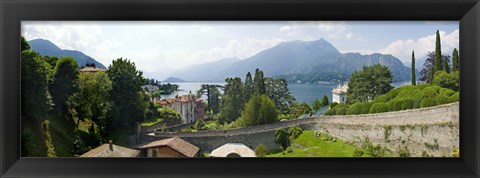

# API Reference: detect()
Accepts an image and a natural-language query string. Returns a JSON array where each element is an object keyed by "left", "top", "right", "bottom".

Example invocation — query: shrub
[
  {"left": 192, "top": 119, "right": 206, "bottom": 131},
  {"left": 400, "top": 99, "right": 414, "bottom": 110},
  {"left": 420, "top": 98, "right": 436, "bottom": 108},
  {"left": 275, "top": 128, "right": 290, "bottom": 149},
  {"left": 373, "top": 95, "right": 390, "bottom": 103},
  {"left": 288, "top": 126, "right": 303, "bottom": 139},
  {"left": 361, "top": 102, "right": 374, "bottom": 114},
  {"left": 335, "top": 107, "right": 348, "bottom": 115},
  {"left": 422, "top": 86, "right": 441, "bottom": 98},
  {"left": 433, "top": 71, "right": 459, "bottom": 91},
  {"left": 346, "top": 102, "right": 363, "bottom": 115},
  {"left": 412, "top": 90, "right": 425, "bottom": 109},
  {"left": 387, "top": 99, "right": 403, "bottom": 111},
  {"left": 324, "top": 108, "right": 337, "bottom": 115},
  {"left": 436, "top": 94, "right": 450, "bottom": 105},
  {"left": 254, "top": 144, "right": 268, "bottom": 157},
  {"left": 369, "top": 103, "right": 389, "bottom": 113},
  {"left": 416, "top": 83, "right": 432, "bottom": 90},
  {"left": 329, "top": 102, "right": 339, "bottom": 109},
  {"left": 439, "top": 88, "right": 455, "bottom": 97},
  {"left": 449, "top": 92, "right": 459, "bottom": 103},
  {"left": 387, "top": 85, "right": 416, "bottom": 99}
]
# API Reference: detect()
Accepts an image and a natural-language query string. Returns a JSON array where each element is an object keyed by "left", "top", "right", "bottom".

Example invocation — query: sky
[{"left": 21, "top": 21, "right": 459, "bottom": 80}]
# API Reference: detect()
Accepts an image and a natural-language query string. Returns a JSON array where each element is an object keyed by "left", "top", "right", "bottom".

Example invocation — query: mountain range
[
  {"left": 169, "top": 39, "right": 415, "bottom": 82},
  {"left": 28, "top": 39, "right": 106, "bottom": 69}
]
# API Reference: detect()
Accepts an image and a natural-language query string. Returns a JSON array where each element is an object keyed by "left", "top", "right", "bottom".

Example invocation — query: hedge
[
  {"left": 422, "top": 86, "right": 441, "bottom": 98},
  {"left": 436, "top": 94, "right": 450, "bottom": 105},
  {"left": 439, "top": 88, "right": 455, "bottom": 97},
  {"left": 400, "top": 98, "right": 414, "bottom": 110},
  {"left": 369, "top": 103, "right": 389, "bottom": 113},
  {"left": 336, "top": 107, "right": 348, "bottom": 115},
  {"left": 361, "top": 102, "right": 374, "bottom": 114},
  {"left": 324, "top": 108, "right": 337, "bottom": 115},
  {"left": 346, "top": 102, "right": 363, "bottom": 115},
  {"left": 449, "top": 92, "right": 459, "bottom": 103},
  {"left": 420, "top": 98, "right": 436, "bottom": 108},
  {"left": 373, "top": 95, "right": 390, "bottom": 103}
]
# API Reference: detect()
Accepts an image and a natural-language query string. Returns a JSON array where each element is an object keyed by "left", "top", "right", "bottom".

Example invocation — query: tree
[
  {"left": 21, "top": 36, "right": 30, "bottom": 51},
  {"left": 435, "top": 30, "right": 442, "bottom": 73},
  {"left": 347, "top": 64, "right": 394, "bottom": 103},
  {"left": 289, "top": 102, "right": 312, "bottom": 118},
  {"left": 67, "top": 72, "right": 112, "bottom": 137},
  {"left": 264, "top": 77, "right": 296, "bottom": 114},
  {"left": 43, "top": 56, "right": 60, "bottom": 70},
  {"left": 240, "top": 94, "right": 278, "bottom": 126},
  {"left": 107, "top": 58, "right": 147, "bottom": 127},
  {"left": 243, "top": 72, "right": 254, "bottom": 102},
  {"left": 218, "top": 77, "right": 244, "bottom": 124},
  {"left": 320, "top": 95, "right": 329, "bottom": 107},
  {"left": 275, "top": 128, "right": 290, "bottom": 150},
  {"left": 21, "top": 50, "right": 53, "bottom": 120},
  {"left": 452, "top": 48, "right": 459, "bottom": 72},
  {"left": 411, "top": 50, "right": 416, "bottom": 86},
  {"left": 253, "top": 68, "right": 266, "bottom": 95},
  {"left": 50, "top": 57, "right": 79, "bottom": 117},
  {"left": 196, "top": 84, "right": 223, "bottom": 114},
  {"left": 420, "top": 52, "right": 451, "bottom": 83},
  {"left": 312, "top": 99, "right": 322, "bottom": 111},
  {"left": 433, "top": 71, "right": 460, "bottom": 91}
]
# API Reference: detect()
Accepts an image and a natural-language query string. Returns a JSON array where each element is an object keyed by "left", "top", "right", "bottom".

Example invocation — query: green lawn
[
  {"left": 267, "top": 130, "right": 372, "bottom": 157},
  {"left": 140, "top": 117, "right": 164, "bottom": 127}
]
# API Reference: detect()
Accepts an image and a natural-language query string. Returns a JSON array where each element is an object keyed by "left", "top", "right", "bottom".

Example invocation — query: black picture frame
[{"left": 1, "top": 0, "right": 479, "bottom": 177}]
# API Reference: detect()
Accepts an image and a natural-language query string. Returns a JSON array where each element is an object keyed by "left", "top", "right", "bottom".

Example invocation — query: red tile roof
[{"left": 139, "top": 137, "right": 199, "bottom": 157}]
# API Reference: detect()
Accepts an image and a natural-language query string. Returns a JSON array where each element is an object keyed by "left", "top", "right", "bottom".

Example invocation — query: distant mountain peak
[{"left": 28, "top": 39, "right": 106, "bottom": 69}]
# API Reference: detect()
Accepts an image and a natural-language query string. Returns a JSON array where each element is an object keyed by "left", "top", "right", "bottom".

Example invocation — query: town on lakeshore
[{"left": 21, "top": 21, "right": 459, "bottom": 158}]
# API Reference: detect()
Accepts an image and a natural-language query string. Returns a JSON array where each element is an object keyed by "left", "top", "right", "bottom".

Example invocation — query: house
[
  {"left": 332, "top": 83, "right": 348, "bottom": 104},
  {"left": 138, "top": 137, "right": 199, "bottom": 157},
  {"left": 210, "top": 143, "right": 256, "bottom": 157},
  {"left": 79, "top": 140, "right": 140, "bottom": 157},
  {"left": 79, "top": 63, "right": 106, "bottom": 72},
  {"left": 158, "top": 94, "right": 205, "bottom": 124}
]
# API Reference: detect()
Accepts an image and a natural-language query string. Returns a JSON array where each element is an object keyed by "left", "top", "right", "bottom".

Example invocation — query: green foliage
[
  {"left": 21, "top": 36, "right": 31, "bottom": 51},
  {"left": 67, "top": 72, "right": 112, "bottom": 138},
  {"left": 289, "top": 102, "right": 312, "bottom": 118},
  {"left": 416, "top": 83, "right": 432, "bottom": 90},
  {"left": 435, "top": 30, "right": 442, "bottom": 73},
  {"left": 219, "top": 77, "right": 244, "bottom": 124},
  {"left": 451, "top": 147, "right": 460, "bottom": 157},
  {"left": 196, "top": 84, "right": 222, "bottom": 114},
  {"left": 452, "top": 48, "right": 459, "bottom": 72},
  {"left": 254, "top": 144, "right": 268, "bottom": 157},
  {"left": 335, "top": 106, "right": 348, "bottom": 115},
  {"left": 386, "top": 99, "right": 403, "bottom": 111},
  {"left": 400, "top": 99, "right": 414, "bottom": 110},
  {"left": 287, "top": 126, "right": 303, "bottom": 139},
  {"left": 21, "top": 50, "right": 53, "bottom": 120},
  {"left": 253, "top": 68, "right": 266, "bottom": 95},
  {"left": 433, "top": 71, "right": 459, "bottom": 91},
  {"left": 361, "top": 138, "right": 386, "bottom": 157},
  {"left": 275, "top": 128, "right": 290, "bottom": 150},
  {"left": 347, "top": 64, "right": 394, "bottom": 103},
  {"left": 50, "top": 57, "right": 79, "bottom": 116},
  {"left": 239, "top": 94, "right": 278, "bottom": 126},
  {"left": 346, "top": 102, "right": 363, "bottom": 115},
  {"left": 324, "top": 108, "right": 336, "bottom": 115},
  {"left": 41, "top": 120, "right": 56, "bottom": 157},
  {"left": 193, "top": 119, "right": 206, "bottom": 131},
  {"left": 329, "top": 102, "right": 339, "bottom": 109},
  {"left": 21, "top": 128, "right": 34, "bottom": 157},
  {"left": 398, "top": 147, "right": 411, "bottom": 157},
  {"left": 312, "top": 98, "right": 322, "bottom": 111},
  {"left": 411, "top": 50, "right": 416, "bottom": 86},
  {"left": 264, "top": 77, "right": 296, "bottom": 114},
  {"left": 449, "top": 92, "right": 459, "bottom": 103},
  {"left": 420, "top": 98, "right": 436, "bottom": 108},
  {"left": 107, "top": 58, "right": 147, "bottom": 126},
  {"left": 243, "top": 72, "right": 254, "bottom": 103},
  {"left": 360, "top": 102, "right": 374, "bottom": 114},
  {"left": 436, "top": 94, "right": 450, "bottom": 105},
  {"left": 369, "top": 103, "right": 389, "bottom": 113},
  {"left": 422, "top": 86, "right": 441, "bottom": 98},
  {"left": 320, "top": 95, "right": 329, "bottom": 107},
  {"left": 439, "top": 88, "right": 455, "bottom": 97}
]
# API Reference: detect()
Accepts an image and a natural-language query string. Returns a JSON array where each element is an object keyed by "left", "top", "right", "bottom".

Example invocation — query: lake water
[{"left": 161, "top": 81, "right": 411, "bottom": 105}]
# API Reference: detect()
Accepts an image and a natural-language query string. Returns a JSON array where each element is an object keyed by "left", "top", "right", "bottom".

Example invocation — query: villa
[
  {"left": 158, "top": 94, "right": 205, "bottom": 124},
  {"left": 332, "top": 83, "right": 348, "bottom": 104}
]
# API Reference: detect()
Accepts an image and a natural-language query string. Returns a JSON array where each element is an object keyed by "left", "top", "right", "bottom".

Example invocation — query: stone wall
[{"left": 141, "top": 102, "right": 459, "bottom": 157}]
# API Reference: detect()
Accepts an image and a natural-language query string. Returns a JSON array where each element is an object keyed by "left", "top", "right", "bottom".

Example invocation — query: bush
[
  {"left": 192, "top": 119, "right": 206, "bottom": 131},
  {"left": 275, "top": 128, "right": 290, "bottom": 149},
  {"left": 360, "top": 102, "right": 374, "bottom": 114},
  {"left": 288, "top": 126, "right": 303, "bottom": 139},
  {"left": 254, "top": 144, "right": 268, "bottom": 157},
  {"left": 387, "top": 99, "right": 403, "bottom": 111},
  {"left": 416, "top": 83, "right": 432, "bottom": 90},
  {"left": 436, "top": 94, "right": 450, "bottom": 105},
  {"left": 353, "top": 149, "right": 364, "bottom": 157},
  {"left": 387, "top": 85, "right": 416, "bottom": 99},
  {"left": 329, "top": 102, "right": 339, "bottom": 109},
  {"left": 420, "top": 98, "right": 436, "bottom": 108},
  {"left": 369, "top": 103, "right": 389, "bottom": 113},
  {"left": 373, "top": 95, "right": 390, "bottom": 103},
  {"left": 422, "top": 86, "right": 441, "bottom": 98},
  {"left": 335, "top": 107, "right": 348, "bottom": 115},
  {"left": 400, "top": 99, "right": 414, "bottom": 110},
  {"left": 346, "top": 102, "right": 363, "bottom": 115},
  {"left": 439, "top": 88, "right": 455, "bottom": 97},
  {"left": 433, "top": 71, "right": 459, "bottom": 91},
  {"left": 324, "top": 108, "right": 337, "bottom": 115},
  {"left": 449, "top": 92, "right": 459, "bottom": 103}
]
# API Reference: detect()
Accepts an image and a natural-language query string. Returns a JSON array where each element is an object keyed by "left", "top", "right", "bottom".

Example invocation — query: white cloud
[
  {"left": 280, "top": 21, "right": 356, "bottom": 41},
  {"left": 378, "top": 30, "right": 459, "bottom": 63}
]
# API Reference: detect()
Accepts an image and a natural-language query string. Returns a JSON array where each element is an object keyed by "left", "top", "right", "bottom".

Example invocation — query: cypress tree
[
  {"left": 411, "top": 50, "right": 416, "bottom": 86},
  {"left": 452, "top": 48, "right": 459, "bottom": 72},
  {"left": 434, "top": 30, "right": 442, "bottom": 73}
]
